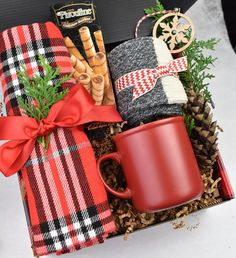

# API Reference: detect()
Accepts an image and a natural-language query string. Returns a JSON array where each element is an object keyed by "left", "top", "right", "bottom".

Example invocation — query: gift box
[{"left": 0, "top": 0, "right": 235, "bottom": 257}]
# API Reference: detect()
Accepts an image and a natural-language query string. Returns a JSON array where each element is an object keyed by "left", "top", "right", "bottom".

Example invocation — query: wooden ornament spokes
[{"left": 152, "top": 10, "right": 195, "bottom": 53}]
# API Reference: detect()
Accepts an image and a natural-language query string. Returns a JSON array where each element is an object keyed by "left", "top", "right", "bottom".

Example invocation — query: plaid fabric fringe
[{"left": 0, "top": 22, "right": 116, "bottom": 256}]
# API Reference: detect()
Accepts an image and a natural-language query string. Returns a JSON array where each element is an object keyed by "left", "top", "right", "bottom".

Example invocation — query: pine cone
[{"left": 184, "top": 90, "right": 218, "bottom": 169}]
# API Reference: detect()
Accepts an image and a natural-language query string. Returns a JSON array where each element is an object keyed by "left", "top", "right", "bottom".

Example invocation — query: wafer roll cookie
[
  {"left": 64, "top": 36, "right": 85, "bottom": 63},
  {"left": 92, "top": 52, "right": 110, "bottom": 89},
  {"left": 79, "top": 26, "right": 96, "bottom": 67},
  {"left": 103, "top": 86, "right": 116, "bottom": 105},
  {"left": 70, "top": 54, "right": 86, "bottom": 73},
  {"left": 76, "top": 73, "right": 91, "bottom": 94},
  {"left": 92, "top": 74, "right": 105, "bottom": 105},
  {"left": 94, "top": 30, "right": 106, "bottom": 54},
  {"left": 71, "top": 67, "right": 77, "bottom": 79},
  {"left": 73, "top": 70, "right": 80, "bottom": 80},
  {"left": 64, "top": 36, "right": 93, "bottom": 75}
]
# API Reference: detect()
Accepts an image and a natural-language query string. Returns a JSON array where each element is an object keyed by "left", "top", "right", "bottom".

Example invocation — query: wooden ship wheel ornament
[{"left": 152, "top": 9, "right": 195, "bottom": 54}]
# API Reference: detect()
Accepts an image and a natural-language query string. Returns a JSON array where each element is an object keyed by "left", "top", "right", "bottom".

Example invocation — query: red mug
[{"left": 97, "top": 116, "right": 204, "bottom": 213}]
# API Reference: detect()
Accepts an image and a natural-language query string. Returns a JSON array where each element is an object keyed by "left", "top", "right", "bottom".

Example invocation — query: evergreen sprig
[
  {"left": 17, "top": 55, "right": 71, "bottom": 122},
  {"left": 180, "top": 38, "right": 220, "bottom": 105},
  {"left": 17, "top": 55, "right": 72, "bottom": 149},
  {"left": 144, "top": 0, "right": 165, "bottom": 20},
  {"left": 183, "top": 113, "right": 195, "bottom": 136}
]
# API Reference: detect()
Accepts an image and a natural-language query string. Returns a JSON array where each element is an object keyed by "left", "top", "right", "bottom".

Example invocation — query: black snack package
[
  {"left": 51, "top": 0, "right": 116, "bottom": 106},
  {"left": 51, "top": 0, "right": 100, "bottom": 57}
]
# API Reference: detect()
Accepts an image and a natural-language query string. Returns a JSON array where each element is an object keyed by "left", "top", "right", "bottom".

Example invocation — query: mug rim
[{"left": 114, "top": 116, "right": 184, "bottom": 140}]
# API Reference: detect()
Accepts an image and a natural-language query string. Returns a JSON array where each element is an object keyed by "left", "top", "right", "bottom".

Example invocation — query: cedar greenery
[
  {"left": 180, "top": 38, "right": 219, "bottom": 105},
  {"left": 183, "top": 113, "right": 195, "bottom": 136},
  {"left": 144, "top": 0, "right": 165, "bottom": 20},
  {"left": 17, "top": 55, "right": 72, "bottom": 148},
  {"left": 17, "top": 55, "right": 71, "bottom": 122}
]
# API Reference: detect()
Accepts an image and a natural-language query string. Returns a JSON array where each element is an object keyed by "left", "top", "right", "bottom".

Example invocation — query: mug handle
[{"left": 97, "top": 152, "right": 132, "bottom": 199}]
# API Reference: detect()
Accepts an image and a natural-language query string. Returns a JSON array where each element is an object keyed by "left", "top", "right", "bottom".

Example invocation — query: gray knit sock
[{"left": 108, "top": 37, "right": 187, "bottom": 127}]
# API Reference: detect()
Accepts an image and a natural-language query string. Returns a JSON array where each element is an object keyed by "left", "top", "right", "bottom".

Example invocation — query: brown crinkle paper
[{"left": 86, "top": 122, "right": 223, "bottom": 238}]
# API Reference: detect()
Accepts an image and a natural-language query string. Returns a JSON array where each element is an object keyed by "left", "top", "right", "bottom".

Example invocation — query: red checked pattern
[
  {"left": 115, "top": 56, "right": 188, "bottom": 101},
  {"left": 0, "top": 22, "right": 116, "bottom": 256}
]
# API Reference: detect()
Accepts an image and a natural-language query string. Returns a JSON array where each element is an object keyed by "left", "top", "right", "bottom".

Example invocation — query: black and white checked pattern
[{"left": 35, "top": 205, "right": 104, "bottom": 253}]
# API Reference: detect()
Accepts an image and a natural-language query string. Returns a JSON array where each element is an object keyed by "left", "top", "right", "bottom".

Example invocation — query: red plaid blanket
[{"left": 0, "top": 22, "right": 116, "bottom": 256}]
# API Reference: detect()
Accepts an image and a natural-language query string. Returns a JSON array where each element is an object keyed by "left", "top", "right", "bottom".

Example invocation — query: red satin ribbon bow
[
  {"left": 115, "top": 56, "right": 188, "bottom": 101},
  {"left": 0, "top": 85, "right": 122, "bottom": 177}
]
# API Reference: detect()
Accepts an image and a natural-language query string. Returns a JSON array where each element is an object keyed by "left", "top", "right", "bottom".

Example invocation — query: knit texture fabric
[
  {"left": 0, "top": 22, "right": 115, "bottom": 256},
  {"left": 108, "top": 37, "right": 187, "bottom": 127}
]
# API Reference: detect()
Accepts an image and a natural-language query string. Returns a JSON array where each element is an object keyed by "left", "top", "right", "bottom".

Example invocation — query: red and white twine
[{"left": 135, "top": 9, "right": 177, "bottom": 38}]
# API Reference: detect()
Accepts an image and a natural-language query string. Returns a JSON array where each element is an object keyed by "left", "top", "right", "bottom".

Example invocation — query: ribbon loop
[
  {"left": 115, "top": 56, "right": 188, "bottom": 101},
  {"left": 0, "top": 85, "right": 122, "bottom": 176}
]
